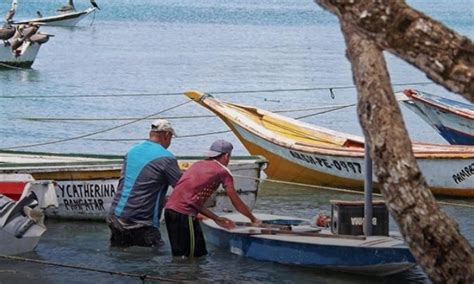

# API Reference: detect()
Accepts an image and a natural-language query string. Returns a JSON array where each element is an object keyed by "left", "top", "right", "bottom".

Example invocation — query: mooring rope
[
  {"left": 0, "top": 254, "right": 184, "bottom": 283},
  {"left": 0, "top": 82, "right": 433, "bottom": 99},
  {"left": 0, "top": 100, "right": 192, "bottom": 150},
  {"left": 87, "top": 129, "right": 232, "bottom": 141},
  {"left": 232, "top": 174, "right": 474, "bottom": 209},
  {"left": 19, "top": 104, "right": 354, "bottom": 122}
]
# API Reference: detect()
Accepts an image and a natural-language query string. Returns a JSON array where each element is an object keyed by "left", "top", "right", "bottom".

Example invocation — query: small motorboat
[
  {"left": 0, "top": 181, "right": 58, "bottom": 255},
  {"left": 202, "top": 213, "right": 416, "bottom": 276}
]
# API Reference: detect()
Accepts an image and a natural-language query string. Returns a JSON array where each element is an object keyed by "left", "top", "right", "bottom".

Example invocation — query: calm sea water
[{"left": 0, "top": 0, "right": 473, "bottom": 283}]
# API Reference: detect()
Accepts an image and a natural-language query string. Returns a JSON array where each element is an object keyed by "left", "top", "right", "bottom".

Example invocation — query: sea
[{"left": 0, "top": 0, "right": 473, "bottom": 283}]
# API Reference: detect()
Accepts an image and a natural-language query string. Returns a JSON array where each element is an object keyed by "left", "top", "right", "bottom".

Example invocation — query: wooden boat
[
  {"left": 202, "top": 213, "right": 416, "bottom": 276},
  {"left": 14, "top": 7, "right": 97, "bottom": 27},
  {"left": 0, "top": 24, "right": 52, "bottom": 69},
  {"left": 0, "top": 181, "right": 58, "bottom": 255},
  {"left": 400, "top": 89, "right": 474, "bottom": 145},
  {"left": 185, "top": 90, "right": 474, "bottom": 198},
  {"left": 0, "top": 150, "right": 267, "bottom": 220}
]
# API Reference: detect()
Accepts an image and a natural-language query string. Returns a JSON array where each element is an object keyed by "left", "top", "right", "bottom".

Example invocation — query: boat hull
[
  {"left": 14, "top": 8, "right": 96, "bottom": 27},
  {"left": 185, "top": 90, "right": 474, "bottom": 198},
  {"left": 402, "top": 90, "right": 474, "bottom": 145},
  {"left": 0, "top": 43, "right": 41, "bottom": 69},
  {"left": 230, "top": 122, "right": 474, "bottom": 197},
  {"left": 0, "top": 151, "right": 266, "bottom": 220},
  {"left": 0, "top": 225, "right": 45, "bottom": 255},
  {"left": 202, "top": 214, "right": 416, "bottom": 276}
]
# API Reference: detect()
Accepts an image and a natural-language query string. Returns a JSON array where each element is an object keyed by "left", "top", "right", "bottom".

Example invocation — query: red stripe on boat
[{"left": 0, "top": 182, "right": 27, "bottom": 201}]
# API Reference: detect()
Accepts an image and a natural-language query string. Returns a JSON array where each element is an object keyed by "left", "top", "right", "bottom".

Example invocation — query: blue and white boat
[
  {"left": 202, "top": 213, "right": 416, "bottom": 276},
  {"left": 400, "top": 89, "right": 474, "bottom": 145}
]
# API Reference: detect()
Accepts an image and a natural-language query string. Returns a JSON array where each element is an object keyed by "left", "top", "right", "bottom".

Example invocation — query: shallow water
[{"left": 0, "top": 0, "right": 473, "bottom": 283}]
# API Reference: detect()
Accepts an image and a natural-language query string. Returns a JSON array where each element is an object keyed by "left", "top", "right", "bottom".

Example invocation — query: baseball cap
[
  {"left": 205, "top": 139, "right": 233, "bottom": 158},
  {"left": 151, "top": 119, "right": 177, "bottom": 137}
]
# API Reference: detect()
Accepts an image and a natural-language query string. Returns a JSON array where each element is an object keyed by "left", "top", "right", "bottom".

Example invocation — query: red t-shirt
[{"left": 165, "top": 159, "right": 233, "bottom": 216}]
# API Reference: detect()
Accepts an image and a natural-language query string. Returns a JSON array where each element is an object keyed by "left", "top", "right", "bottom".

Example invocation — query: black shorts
[
  {"left": 106, "top": 215, "right": 163, "bottom": 248},
  {"left": 164, "top": 209, "right": 208, "bottom": 257}
]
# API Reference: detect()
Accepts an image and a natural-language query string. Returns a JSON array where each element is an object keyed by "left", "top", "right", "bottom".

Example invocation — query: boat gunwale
[
  {"left": 200, "top": 95, "right": 474, "bottom": 159},
  {"left": 13, "top": 7, "right": 95, "bottom": 25},
  {"left": 408, "top": 90, "right": 474, "bottom": 119}
]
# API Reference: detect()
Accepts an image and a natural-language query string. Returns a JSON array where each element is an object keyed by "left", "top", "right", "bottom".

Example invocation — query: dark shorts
[
  {"left": 164, "top": 209, "right": 208, "bottom": 257},
  {"left": 106, "top": 215, "right": 163, "bottom": 248}
]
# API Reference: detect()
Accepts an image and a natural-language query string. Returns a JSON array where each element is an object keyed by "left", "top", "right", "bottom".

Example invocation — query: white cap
[{"left": 151, "top": 119, "right": 177, "bottom": 137}]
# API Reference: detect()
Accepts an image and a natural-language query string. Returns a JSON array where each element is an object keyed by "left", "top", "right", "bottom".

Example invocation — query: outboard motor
[{"left": 0, "top": 181, "right": 58, "bottom": 255}]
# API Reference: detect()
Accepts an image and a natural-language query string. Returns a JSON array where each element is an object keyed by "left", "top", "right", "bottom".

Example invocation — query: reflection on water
[{"left": 0, "top": 68, "right": 41, "bottom": 84}]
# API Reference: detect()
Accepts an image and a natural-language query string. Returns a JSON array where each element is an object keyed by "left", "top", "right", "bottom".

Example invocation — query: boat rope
[
  {"left": 87, "top": 130, "right": 232, "bottom": 141},
  {"left": 232, "top": 174, "right": 474, "bottom": 209},
  {"left": 0, "top": 254, "right": 185, "bottom": 283},
  {"left": 0, "top": 81, "right": 433, "bottom": 99},
  {"left": 18, "top": 104, "right": 355, "bottom": 122},
  {"left": 79, "top": 104, "right": 357, "bottom": 142},
  {"left": 0, "top": 100, "right": 192, "bottom": 150},
  {"left": 90, "top": 9, "right": 96, "bottom": 26},
  {"left": 294, "top": 103, "right": 355, "bottom": 119}
]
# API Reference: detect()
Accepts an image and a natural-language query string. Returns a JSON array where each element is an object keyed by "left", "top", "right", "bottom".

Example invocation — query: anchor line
[
  {"left": 19, "top": 104, "right": 355, "bottom": 122},
  {"left": 86, "top": 130, "right": 233, "bottom": 141},
  {"left": 0, "top": 82, "right": 434, "bottom": 99},
  {"left": 0, "top": 100, "right": 193, "bottom": 150},
  {"left": 0, "top": 254, "right": 184, "bottom": 283},
  {"left": 69, "top": 104, "right": 358, "bottom": 142},
  {"left": 232, "top": 174, "right": 474, "bottom": 209}
]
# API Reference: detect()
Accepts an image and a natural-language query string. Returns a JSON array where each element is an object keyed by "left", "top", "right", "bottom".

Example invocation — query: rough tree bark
[
  {"left": 312, "top": 1, "right": 474, "bottom": 282},
  {"left": 341, "top": 22, "right": 473, "bottom": 283},
  {"left": 316, "top": 0, "right": 474, "bottom": 101}
]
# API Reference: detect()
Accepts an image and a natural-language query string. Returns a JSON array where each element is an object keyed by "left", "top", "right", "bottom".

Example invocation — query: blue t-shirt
[{"left": 109, "top": 140, "right": 181, "bottom": 228}]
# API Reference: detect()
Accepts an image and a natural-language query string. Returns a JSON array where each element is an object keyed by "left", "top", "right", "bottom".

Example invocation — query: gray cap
[
  {"left": 205, "top": 139, "right": 233, "bottom": 158},
  {"left": 151, "top": 119, "right": 177, "bottom": 137}
]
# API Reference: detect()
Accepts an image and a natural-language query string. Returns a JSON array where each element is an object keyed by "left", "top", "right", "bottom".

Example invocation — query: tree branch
[
  {"left": 315, "top": 0, "right": 474, "bottom": 101},
  {"left": 339, "top": 18, "right": 473, "bottom": 284}
]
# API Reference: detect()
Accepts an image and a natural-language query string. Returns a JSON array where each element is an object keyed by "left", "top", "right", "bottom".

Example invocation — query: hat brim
[{"left": 205, "top": 150, "right": 223, "bottom": 158}]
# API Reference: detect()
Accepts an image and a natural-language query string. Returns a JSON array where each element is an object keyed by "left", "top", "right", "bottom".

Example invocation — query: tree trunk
[
  {"left": 315, "top": 0, "right": 474, "bottom": 101},
  {"left": 337, "top": 20, "right": 473, "bottom": 283}
]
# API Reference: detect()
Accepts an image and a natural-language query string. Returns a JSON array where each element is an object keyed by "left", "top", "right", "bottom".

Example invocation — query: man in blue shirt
[{"left": 107, "top": 119, "right": 182, "bottom": 247}]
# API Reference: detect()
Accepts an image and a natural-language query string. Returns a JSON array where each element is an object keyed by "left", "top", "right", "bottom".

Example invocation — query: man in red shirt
[{"left": 164, "top": 139, "right": 260, "bottom": 257}]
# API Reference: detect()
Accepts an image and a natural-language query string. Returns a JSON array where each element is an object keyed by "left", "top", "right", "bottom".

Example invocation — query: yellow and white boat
[{"left": 185, "top": 90, "right": 474, "bottom": 198}]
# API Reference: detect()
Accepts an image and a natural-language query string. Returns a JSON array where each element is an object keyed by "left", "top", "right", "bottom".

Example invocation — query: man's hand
[
  {"left": 251, "top": 217, "right": 262, "bottom": 226},
  {"left": 215, "top": 217, "right": 235, "bottom": 230}
]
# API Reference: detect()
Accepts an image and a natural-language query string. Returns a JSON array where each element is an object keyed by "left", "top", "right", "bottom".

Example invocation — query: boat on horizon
[
  {"left": 202, "top": 213, "right": 416, "bottom": 276},
  {"left": 185, "top": 90, "right": 474, "bottom": 198},
  {"left": 13, "top": 0, "right": 99, "bottom": 27},
  {"left": 400, "top": 89, "right": 474, "bottom": 145},
  {"left": 0, "top": 150, "right": 267, "bottom": 220}
]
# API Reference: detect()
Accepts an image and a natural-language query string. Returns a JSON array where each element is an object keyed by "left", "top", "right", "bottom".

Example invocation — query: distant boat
[
  {"left": 0, "top": 150, "right": 267, "bottom": 220},
  {"left": 0, "top": 23, "right": 53, "bottom": 69},
  {"left": 400, "top": 89, "right": 474, "bottom": 145},
  {"left": 14, "top": 7, "right": 98, "bottom": 27},
  {"left": 185, "top": 90, "right": 474, "bottom": 198},
  {"left": 202, "top": 213, "right": 416, "bottom": 276},
  {"left": 0, "top": 181, "right": 58, "bottom": 255}
]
